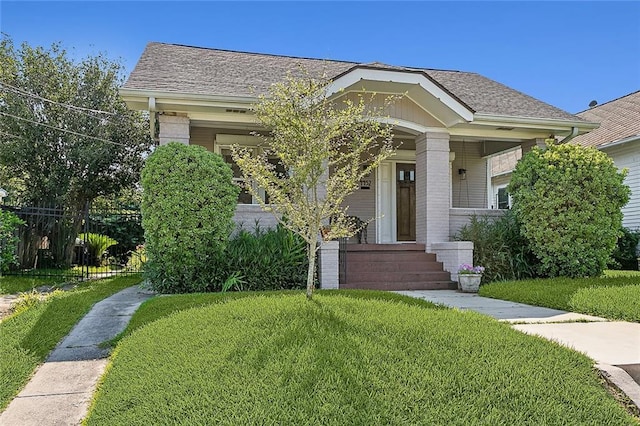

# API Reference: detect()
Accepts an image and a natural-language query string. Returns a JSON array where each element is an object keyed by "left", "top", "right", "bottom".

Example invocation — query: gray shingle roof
[
  {"left": 124, "top": 42, "right": 582, "bottom": 122},
  {"left": 572, "top": 91, "right": 640, "bottom": 148}
]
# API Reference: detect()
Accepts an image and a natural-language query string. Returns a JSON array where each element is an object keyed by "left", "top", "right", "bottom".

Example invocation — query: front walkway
[
  {"left": 398, "top": 290, "right": 640, "bottom": 409},
  {"left": 0, "top": 285, "right": 154, "bottom": 426}
]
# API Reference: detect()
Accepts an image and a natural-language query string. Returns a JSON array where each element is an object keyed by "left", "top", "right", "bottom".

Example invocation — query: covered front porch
[{"left": 124, "top": 64, "right": 592, "bottom": 290}]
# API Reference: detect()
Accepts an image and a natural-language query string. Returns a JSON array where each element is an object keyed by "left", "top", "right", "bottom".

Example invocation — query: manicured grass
[
  {"left": 0, "top": 275, "right": 143, "bottom": 410},
  {"left": 71, "top": 265, "right": 125, "bottom": 274},
  {"left": 570, "top": 285, "right": 640, "bottom": 322},
  {"left": 87, "top": 294, "right": 635, "bottom": 425},
  {"left": 479, "top": 276, "right": 640, "bottom": 321},
  {"left": 109, "top": 289, "right": 443, "bottom": 346},
  {"left": 0, "top": 275, "right": 68, "bottom": 295}
]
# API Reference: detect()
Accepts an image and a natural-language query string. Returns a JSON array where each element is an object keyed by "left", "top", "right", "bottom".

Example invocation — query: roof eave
[
  {"left": 598, "top": 134, "right": 640, "bottom": 150},
  {"left": 119, "top": 88, "right": 257, "bottom": 109},
  {"left": 473, "top": 113, "right": 599, "bottom": 134}
]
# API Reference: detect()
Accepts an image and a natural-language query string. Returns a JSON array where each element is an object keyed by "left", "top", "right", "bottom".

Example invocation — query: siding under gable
[{"left": 339, "top": 93, "right": 443, "bottom": 128}]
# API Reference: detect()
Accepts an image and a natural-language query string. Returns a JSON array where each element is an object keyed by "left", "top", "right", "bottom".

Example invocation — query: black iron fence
[
  {"left": 1, "top": 203, "right": 144, "bottom": 280},
  {"left": 338, "top": 237, "right": 347, "bottom": 285}
]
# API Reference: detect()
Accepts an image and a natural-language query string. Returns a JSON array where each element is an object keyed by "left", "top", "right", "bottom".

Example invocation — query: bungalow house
[
  {"left": 121, "top": 42, "right": 597, "bottom": 289},
  {"left": 571, "top": 91, "right": 640, "bottom": 231}
]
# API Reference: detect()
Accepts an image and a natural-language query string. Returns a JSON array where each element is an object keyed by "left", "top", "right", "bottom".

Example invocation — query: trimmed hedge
[
  {"left": 141, "top": 143, "right": 239, "bottom": 293},
  {"left": 509, "top": 143, "right": 629, "bottom": 278}
]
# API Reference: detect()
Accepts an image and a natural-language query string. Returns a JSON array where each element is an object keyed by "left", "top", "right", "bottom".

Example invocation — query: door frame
[{"left": 376, "top": 150, "right": 416, "bottom": 243}]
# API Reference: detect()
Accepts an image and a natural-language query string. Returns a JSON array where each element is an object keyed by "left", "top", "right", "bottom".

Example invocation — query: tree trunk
[{"left": 306, "top": 239, "right": 317, "bottom": 300}]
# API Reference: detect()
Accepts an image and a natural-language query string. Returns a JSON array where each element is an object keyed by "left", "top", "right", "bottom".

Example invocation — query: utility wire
[
  {"left": 0, "top": 111, "right": 128, "bottom": 147},
  {"left": 0, "top": 130, "right": 21, "bottom": 139},
  {"left": 0, "top": 80, "right": 119, "bottom": 117}
]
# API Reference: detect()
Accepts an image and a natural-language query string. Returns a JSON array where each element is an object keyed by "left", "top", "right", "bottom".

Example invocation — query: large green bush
[
  {"left": 456, "top": 210, "right": 537, "bottom": 283},
  {"left": 0, "top": 210, "right": 24, "bottom": 273},
  {"left": 141, "top": 143, "right": 239, "bottom": 293},
  {"left": 508, "top": 143, "right": 629, "bottom": 278}
]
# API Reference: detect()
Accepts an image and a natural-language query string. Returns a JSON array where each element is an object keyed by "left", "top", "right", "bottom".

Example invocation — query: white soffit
[{"left": 324, "top": 68, "right": 474, "bottom": 124}]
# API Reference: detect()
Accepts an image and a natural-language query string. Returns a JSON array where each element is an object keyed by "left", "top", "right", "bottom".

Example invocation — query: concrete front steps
[{"left": 341, "top": 244, "right": 456, "bottom": 290}]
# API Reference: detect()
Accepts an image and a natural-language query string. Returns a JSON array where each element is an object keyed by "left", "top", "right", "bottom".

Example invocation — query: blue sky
[{"left": 1, "top": 1, "right": 639, "bottom": 114}]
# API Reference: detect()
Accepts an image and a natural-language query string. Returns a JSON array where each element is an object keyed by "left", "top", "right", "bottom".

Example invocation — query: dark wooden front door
[{"left": 396, "top": 163, "right": 416, "bottom": 241}]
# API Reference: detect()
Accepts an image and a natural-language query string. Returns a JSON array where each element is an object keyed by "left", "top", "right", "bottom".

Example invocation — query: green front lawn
[
  {"left": 87, "top": 293, "right": 635, "bottom": 425},
  {"left": 110, "top": 289, "right": 445, "bottom": 346},
  {"left": 479, "top": 276, "right": 640, "bottom": 322},
  {"left": 0, "top": 275, "right": 68, "bottom": 295},
  {"left": 0, "top": 275, "right": 143, "bottom": 410}
]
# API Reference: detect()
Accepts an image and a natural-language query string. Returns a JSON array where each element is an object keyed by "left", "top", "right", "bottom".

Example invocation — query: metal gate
[{"left": 2, "top": 203, "right": 144, "bottom": 280}]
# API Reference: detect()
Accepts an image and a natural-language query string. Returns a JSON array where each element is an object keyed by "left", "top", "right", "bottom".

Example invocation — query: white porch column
[
  {"left": 158, "top": 114, "right": 190, "bottom": 145},
  {"left": 415, "top": 131, "right": 451, "bottom": 252},
  {"left": 318, "top": 240, "right": 339, "bottom": 289}
]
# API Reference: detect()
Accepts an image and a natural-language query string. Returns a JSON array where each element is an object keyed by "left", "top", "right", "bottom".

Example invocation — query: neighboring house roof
[
  {"left": 123, "top": 42, "right": 582, "bottom": 122},
  {"left": 572, "top": 91, "right": 640, "bottom": 148}
]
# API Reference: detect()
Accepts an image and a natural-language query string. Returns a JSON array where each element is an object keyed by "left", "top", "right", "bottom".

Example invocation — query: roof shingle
[
  {"left": 124, "top": 42, "right": 582, "bottom": 122},
  {"left": 572, "top": 91, "right": 640, "bottom": 147}
]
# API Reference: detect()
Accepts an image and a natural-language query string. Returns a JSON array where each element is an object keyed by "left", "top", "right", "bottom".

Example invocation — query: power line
[
  {"left": 0, "top": 131, "right": 21, "bottom": 139},
  {"left": 0, "top": 80, "right": 119, "bottom": 117},
  {"left": 0, "top": 111, "right": 128, "bottom": 147}
]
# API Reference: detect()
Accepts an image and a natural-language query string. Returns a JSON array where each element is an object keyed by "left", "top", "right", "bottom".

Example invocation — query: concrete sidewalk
[
  {"left": 398, "top": 290, "right": 640, "bottom": 409},
  {"left": 0, "top": 285, "right": 154, "bottom": 426}
]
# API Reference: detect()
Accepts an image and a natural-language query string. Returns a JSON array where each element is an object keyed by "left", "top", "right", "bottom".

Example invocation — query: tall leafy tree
[
  {"left": 0, "top": 36, "right": 153, "bottom": 266},
  {"left": 232, "top": 73, "right": 396, "bottom": 299}
]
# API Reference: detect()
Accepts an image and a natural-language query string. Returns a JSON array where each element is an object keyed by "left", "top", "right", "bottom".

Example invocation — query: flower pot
[{"left": 458, "top": 274, "right": 481, "bottom": 293}]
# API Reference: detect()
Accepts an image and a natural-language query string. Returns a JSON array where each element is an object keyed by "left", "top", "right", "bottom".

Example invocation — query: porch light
[{"left": 458, "top": 168, "right": 467, "bottom": 180}]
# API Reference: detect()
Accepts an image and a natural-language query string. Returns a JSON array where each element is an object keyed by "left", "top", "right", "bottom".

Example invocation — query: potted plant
[{"left": 457, "top": 264, "right": 485, "bottom": 293}]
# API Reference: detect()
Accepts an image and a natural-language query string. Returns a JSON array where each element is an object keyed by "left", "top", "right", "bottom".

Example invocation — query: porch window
[
  {"left": 221, "top": 148, "right": 253, "bottom": 204},
  {"left": 496, "top": 186, "right": 511, "bottom": 209},
  {"left": 264, "top": 156, "right": 287, "bottom": 204},
  {"left": 219, "top": 147, "right": 287, "bottom": 205}
]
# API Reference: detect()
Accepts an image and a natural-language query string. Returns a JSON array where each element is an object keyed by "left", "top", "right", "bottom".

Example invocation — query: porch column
[
  {"left": 318, "top": 240, "right": 339, "bottom": 289},
  {"left": 520, "top": 138, "right": 546, "bottom": 155},
  {"left": 158, "top": 114, "right": 190, "bottom": 145},
  {"left": 415, "top": 131, "right": 451, "bottom": 252}
]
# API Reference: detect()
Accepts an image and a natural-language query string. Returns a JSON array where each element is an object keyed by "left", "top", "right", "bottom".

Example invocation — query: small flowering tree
[{"left": 232, "top": 74, "right": 397, "bottom": 299}]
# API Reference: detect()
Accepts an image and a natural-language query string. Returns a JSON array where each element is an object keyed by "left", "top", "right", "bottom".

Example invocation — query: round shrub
[
  {"left": 508, "top": 142, "right": 629, "bottom": 278},
  {"left": 141, "top": 143, "right": 239, "bottom": 293}
]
